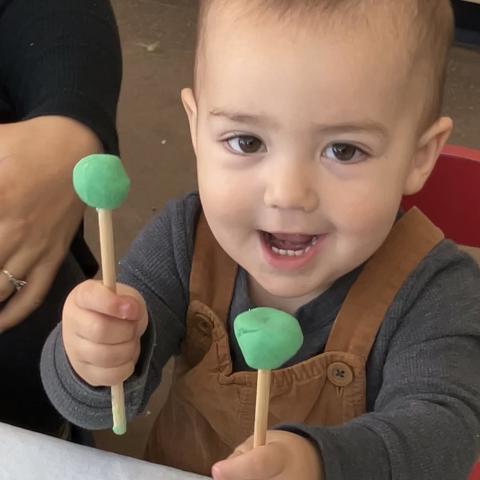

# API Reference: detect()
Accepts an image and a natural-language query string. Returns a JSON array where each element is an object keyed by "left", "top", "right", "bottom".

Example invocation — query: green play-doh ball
[
  {"left": 73, "top": 154, "right": 130, "bottom": 210},
  {"left": 234, "top": 307, "right": 303, "bottom": 370}
]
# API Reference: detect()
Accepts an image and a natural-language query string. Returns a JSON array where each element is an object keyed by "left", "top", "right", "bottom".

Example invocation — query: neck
[{"left": 248, "top": 275, "right": 326, "bottom": 315}]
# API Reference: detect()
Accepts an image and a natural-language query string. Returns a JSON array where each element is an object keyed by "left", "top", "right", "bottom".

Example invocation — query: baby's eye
[
  {"left": 323, "top": 143, "right": 366, "bottom": 163},
  {"left": 225, "top": 135, "right": 265, "bottom": 154}
]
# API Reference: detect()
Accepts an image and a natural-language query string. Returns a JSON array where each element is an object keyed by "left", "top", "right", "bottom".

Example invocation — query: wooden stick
[
  {"left": 253, "top": 369, "right": 272, "bottom": 447},
  {"left": 98, "top": 208, "right": 127, "bottom": 435}
]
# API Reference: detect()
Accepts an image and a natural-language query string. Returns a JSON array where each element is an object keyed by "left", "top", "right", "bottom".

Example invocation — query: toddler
[{"left": 41, "top": 1, "right": 480, "bottom": 479}]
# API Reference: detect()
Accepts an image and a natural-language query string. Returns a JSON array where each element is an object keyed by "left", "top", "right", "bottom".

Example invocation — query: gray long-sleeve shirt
[{"left": 41, "top": 193, "right": 480, "bottom": 479}]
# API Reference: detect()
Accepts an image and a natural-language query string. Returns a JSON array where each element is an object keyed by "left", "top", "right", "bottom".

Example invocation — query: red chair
[
  {"left": 402, "top": 144, "right": 480, "bottom": 479},
  {"left": 472, "top": 463, "right": 480, "bottom": 480},
  {"left": 402, "top": 144, "right": 480, "bottom": 247}
]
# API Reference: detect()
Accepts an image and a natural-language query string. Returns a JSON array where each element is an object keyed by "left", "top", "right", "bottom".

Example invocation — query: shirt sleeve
[
  {"left": 40, "top": 194, "right": 200, "bottom": 430},
  {"left": 278, "top": 251, "right": 480, "bottom": 480},
  {"left": 0, "top": 0, "right": 122, "bottom": 153}
]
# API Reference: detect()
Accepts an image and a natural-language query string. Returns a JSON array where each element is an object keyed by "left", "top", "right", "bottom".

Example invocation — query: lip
[{"left": 259, "top": 230, "right": 326, "bottom": 271}]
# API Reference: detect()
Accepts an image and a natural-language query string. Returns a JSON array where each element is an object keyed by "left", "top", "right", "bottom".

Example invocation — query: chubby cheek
[
  {"left": 198, "top": 168, "right": 243, "bottom": 223},
  {"left": 324, "top": 178, "right": 403, "bottom": 259},
  {"left": 199, "top": 179, "right": 257, "bottom": 272},
  {"left": 196, "top": 159, "right": 256, "bottom": 252},
  {"left": 196, "top": 145, "right": 260, "bottom": 221}
]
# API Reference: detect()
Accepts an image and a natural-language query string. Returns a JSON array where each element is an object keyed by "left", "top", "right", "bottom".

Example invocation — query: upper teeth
[{"left": 270, "top": 235, "right": 318, "bottom": 257}]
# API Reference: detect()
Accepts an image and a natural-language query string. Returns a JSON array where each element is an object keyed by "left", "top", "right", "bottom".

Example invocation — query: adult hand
[
  {"left": 0, "top": 116, "right": 102, "bottom": 331},
  {"left": 212, "top": 430, "right": 323, "bottom": 480}
]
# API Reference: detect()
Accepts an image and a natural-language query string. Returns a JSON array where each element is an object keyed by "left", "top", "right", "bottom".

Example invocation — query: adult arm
[
  {"left": 0, "top": 0, "right": 122, "bottom": 330},
  {"left": 0, "top": 0, "right": 121, "bottom": 151}
]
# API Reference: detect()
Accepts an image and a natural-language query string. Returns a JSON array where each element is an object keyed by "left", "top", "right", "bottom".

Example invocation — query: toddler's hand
[
  {"left": 62, "top": 279, "right": 148, "bottom": 387},
  {"left": 212, "top": 430, "right": 323, "bottom": 480}
]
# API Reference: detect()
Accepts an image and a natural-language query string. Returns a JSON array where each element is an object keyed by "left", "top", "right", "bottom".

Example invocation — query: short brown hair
[{"left": 195, "top": 0, "right": 454, "bottom": 126}]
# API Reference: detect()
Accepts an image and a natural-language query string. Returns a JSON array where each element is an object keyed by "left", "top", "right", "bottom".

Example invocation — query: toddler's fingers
[
  {"left": 75, "top": 360, "right": 137, "bottom": 387},
  {"left": 73, "top": 279, "right": 140, "bottom": 320},
  {"left": 212, "top": 444, "right": 284, "bottom": 480},
  {"left": 70, "top": 308, "right": 138, "bottom": 345},
  {"left": 228, "top": 436, "right": 254, "bottom": 459},
  {"left": 74, "top": 337, "right": 140, "bottom": 369}
]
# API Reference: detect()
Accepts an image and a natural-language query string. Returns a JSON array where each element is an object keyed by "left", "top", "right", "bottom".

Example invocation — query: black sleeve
[{"left": 0, "top": 0, "right": 122, "bottom": 153}]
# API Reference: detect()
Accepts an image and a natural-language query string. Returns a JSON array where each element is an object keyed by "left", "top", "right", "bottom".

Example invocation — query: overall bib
[{"left": 146, "top": 208, "right": 443, "bottom": 475}]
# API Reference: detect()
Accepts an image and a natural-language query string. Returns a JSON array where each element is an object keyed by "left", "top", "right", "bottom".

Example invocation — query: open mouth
[{"left": 261, "top": 232, "right": 319, "bottom": 257}]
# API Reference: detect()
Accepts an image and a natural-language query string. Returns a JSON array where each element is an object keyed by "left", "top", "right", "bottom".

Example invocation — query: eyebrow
[
  {"left": 209, "top": 108, "right": 388, "bottom": 139},
  {"left": 209, "top": 109, "right": 273, "bottom": 126}
]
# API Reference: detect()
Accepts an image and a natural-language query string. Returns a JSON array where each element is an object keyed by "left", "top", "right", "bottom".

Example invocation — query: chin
[{"left": 259, "top": 278, "right": 322, "bottom": 301}]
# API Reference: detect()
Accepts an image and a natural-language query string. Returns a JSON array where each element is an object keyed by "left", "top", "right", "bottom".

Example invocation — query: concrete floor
[{"left": 88, "top": 0, "right": 480, "bottom": 460}]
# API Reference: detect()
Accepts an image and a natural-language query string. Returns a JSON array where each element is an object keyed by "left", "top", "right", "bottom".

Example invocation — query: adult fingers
[
  {"left": 0, "top": 250, "right": 38, "bottom": 303},
  {"left": 0, "top": 267, "right": 20, "bottom": 303},
  {"left": 0, "top": 257, "right": 57, "bottom": 331},
  {"left": 0, "top": 221, "right": 29, "bottom": 302}
]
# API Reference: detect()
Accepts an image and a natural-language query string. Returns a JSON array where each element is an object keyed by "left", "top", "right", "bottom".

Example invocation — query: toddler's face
[{"left": 184, "top": 11, "right": 448, "bottom": 310}]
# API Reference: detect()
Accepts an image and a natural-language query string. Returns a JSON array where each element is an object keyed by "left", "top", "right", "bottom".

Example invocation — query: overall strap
[
  {"left": 325, "top": 208, "right": 444, "bottom": 359},
  {"left": 189, "top": 211, "right": 238, "bottom": 321}
]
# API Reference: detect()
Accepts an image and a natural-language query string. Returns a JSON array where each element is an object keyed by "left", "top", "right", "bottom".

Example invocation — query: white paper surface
[{"left": 0, "top": 422, "right": 209, "bottom": 480}]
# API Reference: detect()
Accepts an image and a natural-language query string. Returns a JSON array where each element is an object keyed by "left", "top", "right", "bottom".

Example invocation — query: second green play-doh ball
[{"left": 234, "top": 307, "right": 304, "bottom": 370}]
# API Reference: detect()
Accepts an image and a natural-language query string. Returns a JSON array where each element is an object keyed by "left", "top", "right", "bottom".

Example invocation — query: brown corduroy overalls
[{"left": 145, "top": 208, "right": 444, "bottom": 476}]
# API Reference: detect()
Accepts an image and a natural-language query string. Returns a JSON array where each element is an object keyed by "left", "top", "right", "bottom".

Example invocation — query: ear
[
  {"left": 403, "top": 116, "right": 453, "bottom": 195},
  {"left": 181, "top": 88, "right": 198, "bottom": 156}
]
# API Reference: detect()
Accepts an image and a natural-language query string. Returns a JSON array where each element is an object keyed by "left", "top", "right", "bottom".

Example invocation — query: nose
[{"left": 263, "top": 158, "right": 319, "bottom": 213}]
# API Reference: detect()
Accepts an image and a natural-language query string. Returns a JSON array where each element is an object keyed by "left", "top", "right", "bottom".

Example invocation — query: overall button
[{"left": 327, "top": 362, "right": 354, "bottom": 387}]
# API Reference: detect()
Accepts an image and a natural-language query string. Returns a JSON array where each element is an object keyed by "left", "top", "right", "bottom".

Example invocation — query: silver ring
[{"left": 1, "top": 269, "right": 27, "bottom": 291}]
